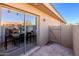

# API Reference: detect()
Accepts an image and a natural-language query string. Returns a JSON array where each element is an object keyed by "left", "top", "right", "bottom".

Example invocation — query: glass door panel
[
  {"left": 0, "top": 8, "right": 25, "bottom": 56},
  {"left": 25, "top": 13, "right": 37, "bottom": 52}
]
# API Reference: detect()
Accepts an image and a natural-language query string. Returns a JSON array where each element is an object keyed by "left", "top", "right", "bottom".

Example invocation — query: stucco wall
[
  {"left": 0, "top": 3, "right": 64, "bottom": 46},
  {"left": 49, "top": 25, "right": 73, "bottom": 48},
  {"left": 61, "top": 25, "right": 73, "bottom": 48},
  {"left": 73, "top": 25, "right": 79, "bottom": 56}
]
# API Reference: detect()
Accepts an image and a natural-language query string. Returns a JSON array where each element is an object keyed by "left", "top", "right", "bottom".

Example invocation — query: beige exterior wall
[
  {"left": 73, "top": 25, "right": 79, "bottom": 56},
  {"left": 61, "top": 25, "right": 73, "bottom": 48},
  {"left": 0, "top": 3, "right": 65, "bottom": 46}
]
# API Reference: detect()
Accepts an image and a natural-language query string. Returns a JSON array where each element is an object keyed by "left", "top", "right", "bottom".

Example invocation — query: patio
[{"left": 26, "top": 42, "right": 74, "bottom": 56}]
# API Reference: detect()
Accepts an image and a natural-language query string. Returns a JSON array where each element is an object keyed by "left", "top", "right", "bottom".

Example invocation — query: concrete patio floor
[{"left": 28, "top": 43, "right": 74, "bottom": 56}]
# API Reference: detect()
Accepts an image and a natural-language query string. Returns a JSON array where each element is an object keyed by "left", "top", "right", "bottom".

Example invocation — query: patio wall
[
  {"left": 49, "top": 25, "right": 73, "bottom": 48},
  {"left": 73, "top": 25, "right": 79, "bottom": 56}
]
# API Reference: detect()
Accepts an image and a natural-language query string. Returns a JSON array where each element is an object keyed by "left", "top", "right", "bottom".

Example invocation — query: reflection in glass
[
  {"left": 0, "top": 7, "right": 37, "bottom": 56},
  {"left": 25, "top": 14, "right": 37, "bottom": 52},
  {"left": 0, "top": 8, "right": 25, "bottom": 55}
]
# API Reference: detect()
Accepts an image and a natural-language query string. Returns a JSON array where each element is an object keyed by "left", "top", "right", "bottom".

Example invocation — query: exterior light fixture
[
  {"left": 43, "top": 19, "right": 46, "bottom": 22},
  {"left": 8, "top": 10, "right": 10, "bottom": 13}
]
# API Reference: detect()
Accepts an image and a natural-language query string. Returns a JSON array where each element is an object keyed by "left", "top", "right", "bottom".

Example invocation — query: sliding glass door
[{"left": 0, "top": 7, "right": 37, "bottom": 56}]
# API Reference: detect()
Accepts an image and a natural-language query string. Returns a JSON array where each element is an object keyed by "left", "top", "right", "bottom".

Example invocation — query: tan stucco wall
[
  {"left": 49, "top": 25, "right": 73, "bottom": 48},
  {"left": 61, "top": 25, "right": 73, "bottom": 48},
  {"left": 73, "top": 25, "right": 79, "bottom": 56},
  {"left": 0, "top": 3, "right": 64, "bottom": 46}
]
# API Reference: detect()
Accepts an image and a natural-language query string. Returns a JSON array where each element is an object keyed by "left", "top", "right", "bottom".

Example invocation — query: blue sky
[{"left": 53, "top": 3, "right": 79, "bottom": 24}]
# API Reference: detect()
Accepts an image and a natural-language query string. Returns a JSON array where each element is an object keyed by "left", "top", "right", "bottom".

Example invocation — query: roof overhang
[{"left": 29, "top": 3, "right": 66, "bottom": 23}]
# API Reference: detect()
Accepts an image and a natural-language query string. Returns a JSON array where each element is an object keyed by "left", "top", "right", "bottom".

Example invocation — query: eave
[{"left": 29, "top": 3, "right": 66, "bottom": 23}]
